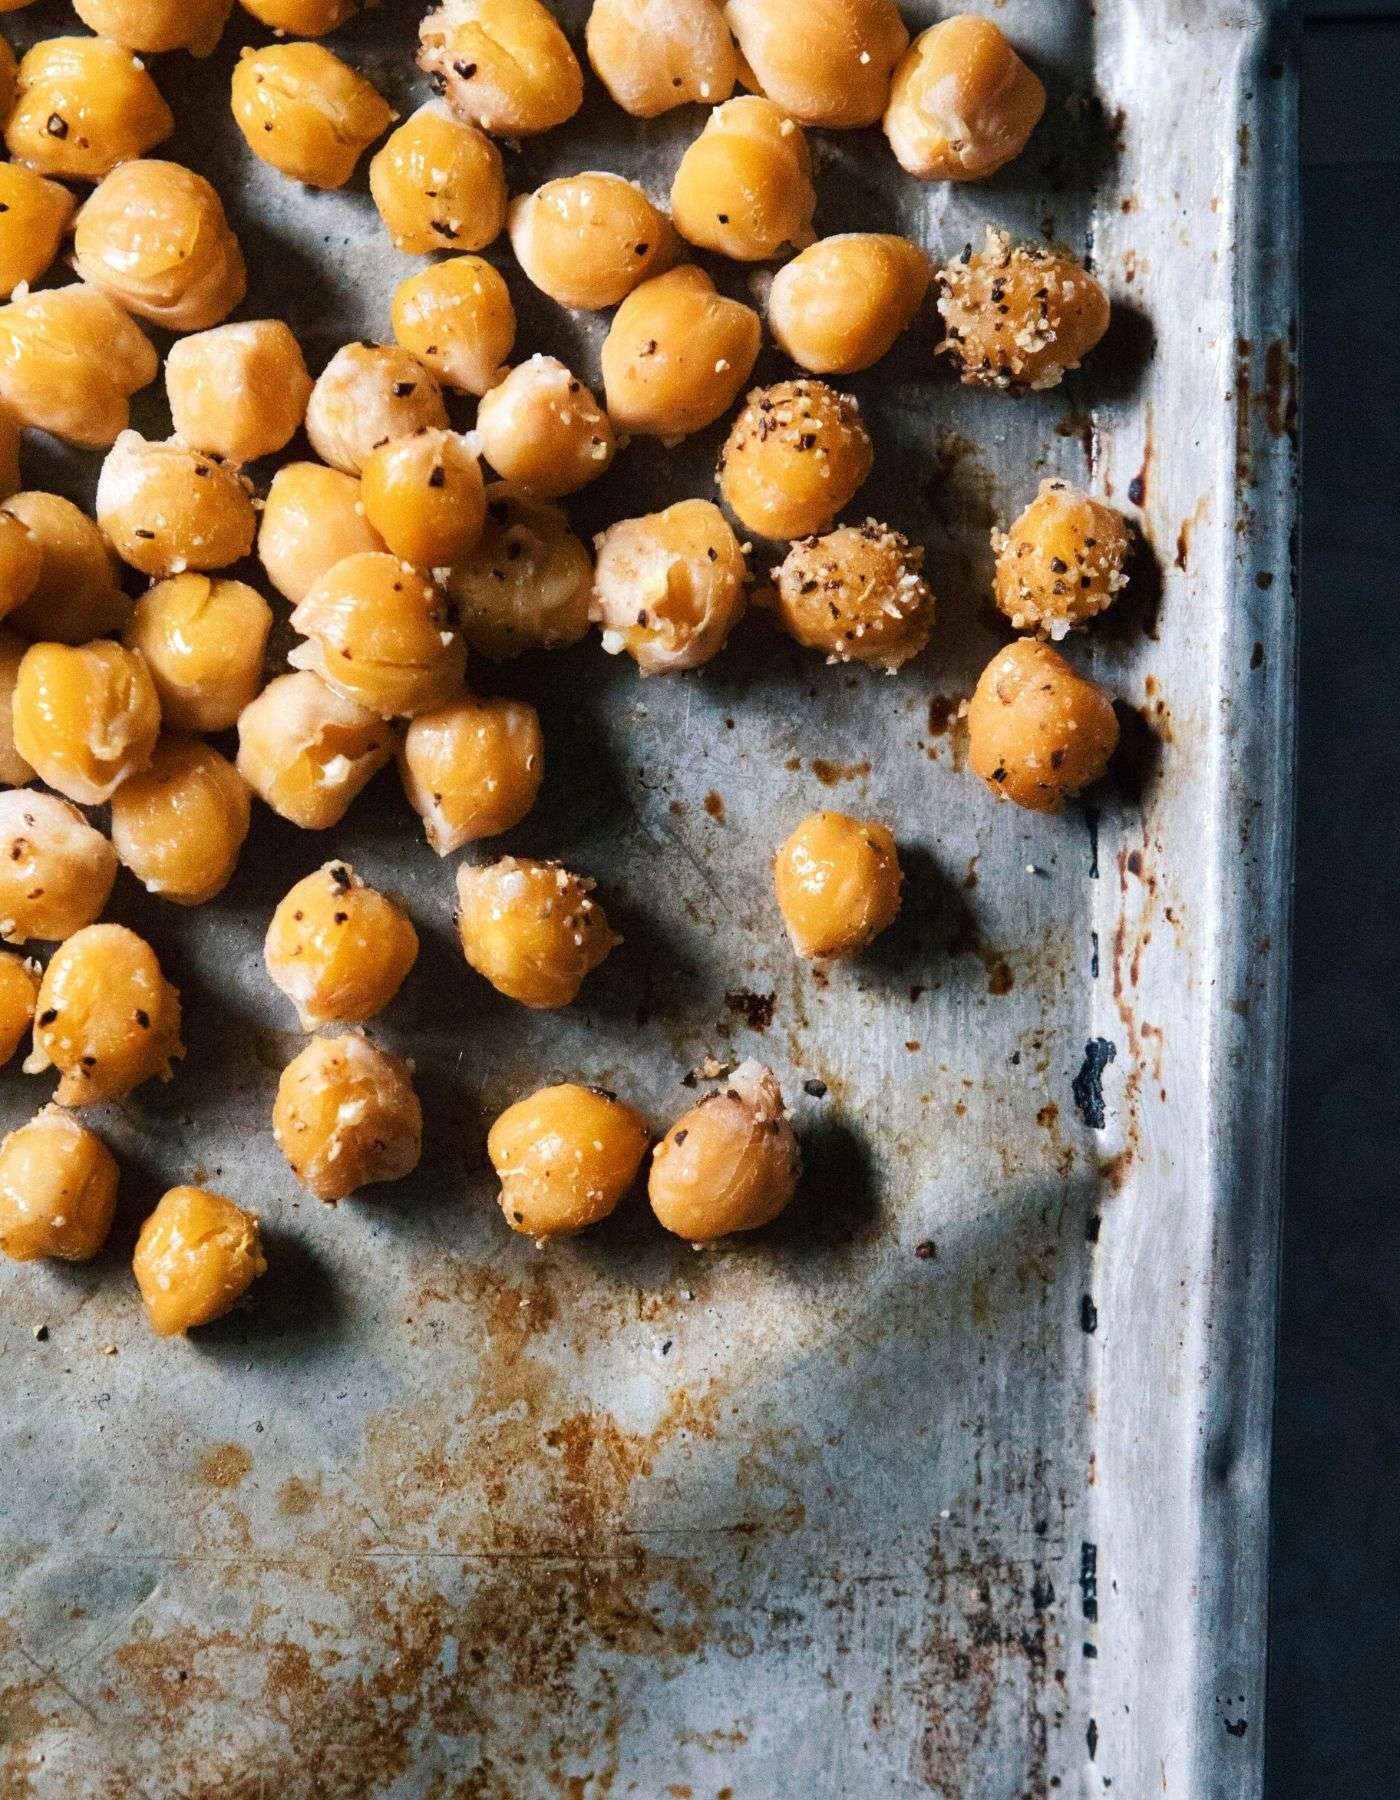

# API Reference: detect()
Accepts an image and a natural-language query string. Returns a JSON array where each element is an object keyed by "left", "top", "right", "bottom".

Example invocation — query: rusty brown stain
[
  {"left": 986, "top": 960, "right": 1014, "bottom": 996},
  {"left": 724, "top": 988, "right": 775, "bottom": 1031},
  {"left": 1235, "top": 335, "right": 1253, "bottom": 488},
  {"left": 1036, "top": 1103, "right": 1059, "bottom": 1130},
  {"left": 278, "top": 1476, "right": 318, "bottom": 1517},
  {"left": 926, "top": 694, "right": 959, "bottom": 736},
  {"left": 703, "top": 790, "right": 726, "bottom": 823},
  {"left": 1256, "top": 570, "right": 1274, "bottom": 590},
  {"left": 783, "top": 755, "right": 801, "bottom": 771},
  {"left": 810, "top": 757, "right": 871, "bottom": 787},
  {"left": 194, "top": 1443, "right": 253, "bottom": 1490},
  {"left": 1174, "top": 520, "right": 1190, "bottom": 571},
  {"left": 668, "top": 798, "right": 686, "bottom": 816},
  {"left": 1263, "top": 337, "right": 1298, "bottom": 439}
]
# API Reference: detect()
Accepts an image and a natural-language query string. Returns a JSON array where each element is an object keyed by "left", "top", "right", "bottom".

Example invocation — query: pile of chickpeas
[{"left": 0, "top": 0, "right": 1138, "bottom": 1339}]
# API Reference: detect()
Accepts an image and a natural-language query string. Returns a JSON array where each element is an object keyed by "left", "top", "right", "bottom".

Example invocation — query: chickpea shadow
[
  {"left": 1093, "top": 522, "right": 1165, "bottom": 646},
  {"left": 1075, "top": 297, "right": 1157, "bottom": 409},
  {"left": 1105, "top": 700, "right": 1165, "bottom": 811},
  {"left": 193, "top": 1225, "right": 346, "bottom": 1364},
  {"left": 762, "top": 1110, "right": 883, "bottom": 1260}
]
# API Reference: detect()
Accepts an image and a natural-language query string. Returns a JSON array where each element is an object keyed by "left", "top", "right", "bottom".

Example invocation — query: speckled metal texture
[{"left": 0, "top": 1, "right": 1296, "bottom": 1795}]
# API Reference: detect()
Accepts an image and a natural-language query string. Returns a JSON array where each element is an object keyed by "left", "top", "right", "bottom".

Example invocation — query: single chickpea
[
  {"left": 937, "top": 229, "right": 1111, "bottom": 392},
  {"left": 968, "top": 637, "right": 1120, "bottom": 811},
  {"left": 265, "top": 860, "right": 418, "bottom": 1029},
  {"left": 768, "top": 233, "right": 930, "bottom": 375},
  {"left": 133, "top": 1186, "right": 266, "bottom": 1339},
  {"left": 166, "top": 321, "right": 313, "bottom": 466},
  {"left": 586, "top": 0, "right": 738, "bottom": 117},
  {"left": 0, "top": 1106, "right": 118, "bottom": 1264},
  {"left": 773, "top": 810, "right": 901, "bottom": 959},
  {"left": 239, "top": 0, "right": 358, "bottom": 33},
  {"left": 489, "top": 1082, "right": 650, "bottom": 1241},
  {"left": 446, "top": 484, "right": 592, "bottom": 660},
  {"left": 992, "top": 479, "right": 1133, "bottom": 637},
  {"left": 456, "top": 855, "right": 619, "bottom": 1008},
  {"left": 125, "top": 576, "right": 272, "bottom": 735},
  {"left": 390, "top": 256, "right": 515, "bottom": 398},
  {"left": 0, "top": 628, "right": 34, "bottom": 784},
  {"left": 6, "top": 36, "right": 174, "bottom": 182},
  {"left": 306, "top": 343, "right": 449, "bottom": 476},
  {"left": 417, "top": 0, "right": 583, "bottom": 138},
  {"left": 592, "top": 498, "right": 747, "bottom": 675},
  {"left": 670, "top": 97, "right": 815, "bottom": 262},
  {"left": 508, "top": 172, "right": 678, "bottom": 310},
  {"left": 232, "top": 42, "right": 392, "bottom": 190},
  {"left": 73, "top": 0, "right": 233, "bottom": 57},
  {"left": 0, "top": 507, "right": 40, "bottom": 620},
  {"left": 3, "top": 492, "right": 130, "bottom": 644},
  {"left": 601, "top": 265, "right": 760, "bottom": 441},
  {"left": 370, "top": 101, "right": 505, "bottom": 255},
  {"left": 0, "top": 951, "right": 40, "bottom": 1063},
  {"left": 771, "top": 521, "right": 933, "bottom": 671},
  {"left": 0, "top": 789, "right": 117, "bottom": 945},
  {"left": 273, "top": 1032, "right": 421, "bottom": 1202},
  {"left": 289, "top": 552, "right": 466, "bottom": 720},
  {"left": 258, "top": 462, "right": 386, "bottom": 605},
  {"left": 236, "top": 670, "right": 394, "bottom": 830},
  {"left": 0, "top": 285, "right": 157, "bottom": 450},
  {"left": 110, "top": 738, "right": 251, "bottom": 906},
  {"left": 649, "top": 1059, "right": 800, "bottom": 1242},
  {"left": 12, "top": 641, "right": 160, "bottom": 807},
  {"left": 0, "top": 164, "right": 75, "bottom": 300},
  {"left": 884, "top": 15, "right": 1045, "bottom": 182},
  {"left": 476, "top": 358, "right": 617, "bottom": 499},
  {"left": 96, "top": 433, "right": 256, "bottom": 579},
  {"left": 399, "top": 692, "right": 543, "bottom": 855},
  {"left": 27, "top": 922, "right": 183, "bottom": 1106},
  {"left": 718, "top": 379, "right": 873, "bottom": 541},
  {"left": 360, "top": 430, "right": 486, "bottom": 570},
  {"left": 724, "top": 0, "right": 907, "bottom": 128}
]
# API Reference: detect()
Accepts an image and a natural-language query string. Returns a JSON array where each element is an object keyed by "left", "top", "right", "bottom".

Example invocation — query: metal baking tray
[{"left": 0, "top": 0, "right": 1297, "bottom": 1793}]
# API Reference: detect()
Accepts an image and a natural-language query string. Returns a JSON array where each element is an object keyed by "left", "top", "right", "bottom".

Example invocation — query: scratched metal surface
[{"left": 0, "top": 1, "right": 1296, "bottom": 1795}]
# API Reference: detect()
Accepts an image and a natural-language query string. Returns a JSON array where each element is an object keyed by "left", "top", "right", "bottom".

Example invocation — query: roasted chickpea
[
  {"left": 236, "top": 670, "right": 394, "bottom": 829},
  {"left": 768, "top": 233, "right": 930, "bottom": 375},
  {"left": 489, "top": 1083, "right": 650, "bottom": 1240},
  {"left": 369, "top": 101, "right": 505, "bottom": 255},
  {"left": 447, "top": 484, "right": 592, "bottom": 660},
  {"left": 476, "top": 358, "right": 617, "bottom": 499},
  {"left": 6, "top": 36, "right": 174, "bottom": 182},
  {"left": 0, "top": 1106, "right": 118, "bottom": 1264},
  {"left": 13, "top": 642, "right": 159, "bottom": 806},
  {"left": 265, "top": 860, "right": 418, "bottom": 1028},
  {"left": 0, "top": 285, "right": 157, "bottom": 450},
  {"left": 133, "top": 1186, "right": 266, "bottom": 1339},
  {"left": 992, "top": 479, "right": 1132, "bottom": 637},
  {"left": 417, "top": 0, "right": 583, "bottom": 137},
  {"left": 670, "top": 97, "right": 815, "bottom": 262},
  {"left": 0, "top": 950, "right": 37, "bottom": 1064},
  {"left": 592, "top": 498, "right": 746, "bottom": 675},
  {"left": 399, "top": 692, "right": 542, "bottom": 854},
  {"left": 306, "top": 343, "right": 449, "bottom": 476},
  {"left": 773, "top": 810, "right": 901, "bottom": 958},
  {"left": 240, "top": 0, "right": 357, "bottom": 33},
  {"left": 232, "top": 42, "right": 392, "bottom": 190},
  {"left": 456, "top": 856, "right": 619, "bottom": 1008},
  {"left": 73, "top": 0, "right": 233, "bottom": 57},
  {"left": 273, "top": 1032, "right": 421, "bottom": 1202},
  {"left": 3, "top": 492, "right": 130, "bottom": 644},
  {"left": 166, "top": 321, "right": 313, "bottom": 466},
  {"left": 586, "top": 0, "right": 738, "bottom": 117},
  {"left": 0, "top": 164, "right": 75, "bottom": 300},
  {"left": 390, "top": 257, "right": 515, "bottom": 399},
  {"left": 0, "top": 629, "right": 34, "bottom": 784},
  {"left": 289, "top": 553, "right": 466, "bottom": 719},
  {"left": 508, "top": 173, "right": 678, "bottom": 310},
  {"left": 360, "top": 430, "right": 486, "bottom": 570},
  {"left": 259, "top": 462, "right": 386, "bottom": 605},
  {"left": 968, "top": 638, "right": 1120, "bottom": 811},
  {"left": 96, "top": 433, "right": 256, "bottom": 579},
  {"left": 0, "top": 508, "right": 39, "bottom": 621},
  {"left": 110, "top": 737, "right": 250, "bottom": 906},
  {"left": 771, "top": 521, "right": 932, "bottom": 671},
  {"left": 27, "top": 922, "right": 183, "bottom": 1106},
  {"left": 885, "top": 15, "right": 1045, "bottom": 182},
  {"left": 124, "top": 577, "right": 272, "bottom": 737},
  {"left": 601, "top": 265, "right": 760, "bottom": 441},
  {"left": 0, "top": 789, "right": 116, "bottom": 944},
  {"left": 718, "top": 379, "right": 872, "bottom": 541},
  {"left": 724, "top": 0, "right": 907, "bottom": 127},
  {"left": 649, "top": 1059, "right": 800, "bottom": 1242},
  {"left": 937, "top": 230, "right": 1111, "bottom": 392}
]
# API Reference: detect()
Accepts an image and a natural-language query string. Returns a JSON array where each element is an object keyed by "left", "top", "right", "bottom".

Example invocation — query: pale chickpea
[
  {"left": 0, "top": 285, "right": 157, "bottom": 450},
  {"left": 884, "top": 15, "right": 1045, "bottom": 182},
  {"left": 273, "top": 1032, "right": 421, "bottom": 1202},
  {"left": 305, "top": 343, "right": 450, "bottom": 476},
  {"left": 0, "top": 1106, "right": 118, "bottom": 1264},
  {"left": 232, "top": 43, "right": 392, "bottom": 190},
  {"left": 592, "top": 498, "right": 746, "bottom": 675},
  {"left": 133, "top": 1186, "right": 266, "bottom": 1339},
  {"left": 476, "top": 358, "right": 617, "bottom": 499},
  {"left": 6, "top": 36, "right": 174, "bottom": 182},
  {"left": 369, "top": 101, "right": 505, "bottom": 255},
  {"left": 992, "top": 479, "right": 1133, "bottom": 637},
  {"left": 446, "top": 484, "right": 592, "bottom": 660},
  {"left": 125, "top": 576, "right": 272, "bottom": 735},
  {"left": 456, "top": 855, "right": 619, "bottom": 1009},
  {"left": 601, "top": 265, "right": 760, "bottom": 441},
  {"left": 0, "top": 952, "right": 40, "bottom": 1064},
  {"left": 670, "top": 97, "right": 815, "bottom": 262},
  {"left": 968, "top": 638, "right": 1120, "bottom": 812},
  {"left": 240, "top": 0, "right": 357, "bottom": 33},
  {"left": 508, "top": 173, "right": 678, "bottom": 310},
  {"left": 73, "top": 0, "right": 233, "bottom": 57},
  {"left": 360, "top": 430, "right": 485, "bottom": 571},
  {"left": 489, "top": 1083, "right": 650, "bottom": 1240},
  {"left": 390, "top": 256, "right": 515, "bottom": 398},
  {"left": 0, "top": 628, "right": 34, "bottom": 784},
  {"left": 258, "top": 462, "right": 386, "bottom": 605},
  {"left": 771, "top": 521, "right": 932, "bottom": 671},
  {"left": 0, "top": 164, "right": 75, "bottom": 300},
  {"left": 27, "top": 922, "right": 183, "bottom": 1106},
  {"left": 0, "top": 789, "right": 117, "bottom": 944},
  {"left": 417, "top": 0, "right": 583, "bottom": 138},
  {"left": 166, "top": 321, "right": 313, "bottom": 466},
  {"left": 773, "top": 810, "right": 901, "bottom": 959},
  {"left": 3, "top": 492, "right": 130, "bottom": 644},
  {"left": 718, "top": 379, "right": 872, "bottom": 541},
  {"left": 649, "top": 1059, "right": 800, "bottom": 1242},
  {"left": 937, "top": 230, "right": 1111, "bottom": 392},
  {"left": 724, "top": 0, "right": 907, "bottom": 127},
  {"left": 110, "top": 737, "right": 251, "bottom": 906},
  {"left": 96, "top": 433, "right": 256, "bottom": 579},
  {"left": 399, "top": 691, "right": 542, "bottom": 855},
  {"left": 12, "top": 641, "right": 159, "bottom": 807},
  {"left": 236, "top": 670, "right": 394, "bottom": 830},
  {"left": 0, "top": 507, "right": 39, "bottom": 621},
  {"left": 586, "top": 0, "right": 738, "bottom": 117},
  {"left": 768, "top": 233, "right": 930, "bottom": 375},
  {"left": 264, "top": 860, "right": 418, "bottom": 1029},
  {"left": 289, "top": 552, "right": 466, "bottom": 720}
]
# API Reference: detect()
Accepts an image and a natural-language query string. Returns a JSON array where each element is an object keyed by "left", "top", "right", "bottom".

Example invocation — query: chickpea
[
  {"left": 771, "top": 521, "right": 932, "bottom": 671},
  {"left": 456, "top": 855, "right": 619, "bottom": 1009},
  {"left": 601, "top": 265, "right": 760, "bottom": 441},
  {"left": 773, "top": 810, "right": 901, "bottom": 959},
  {"left": 648, "top": 1059, "right": 800, "bottom": 1242},
  {"left": 236, "top": 670, "right": 394, "bottom": 830},
  {"left": 360, "top": 430, "right": 485, "bottom": 570},
  {"left": 3, "top": 492, "right": 130, "bottom": 644},
  {"left": 0, "top": 951, "right": 39, "bottom": 1063},
  {"left": 417, "top": 0, "right": 583, "bottom": 138},
  {"left": 968, "top": 638, "right": 1120, "bottom": 812},
  {"left": 6, "top": 36, "right": 174, "bottom": 182},
  {"left": 370, "top": 101, "right": 505, "bottom": 255},
  {"left": 508, "top": 172, "right": 678, "bottom": 310},
  {"left": 476, "top": 358, "right": 616, "bottom": 499},
  {"left": 768, "top": 233, "right": 930, "bottom": 375},
  {"left": 670, "top": 97, "right": 815, "bottom": 262},
  {"left": 289, "top": 553, "right": 466, "bottom": 720},
  {"left": 0, "top": 285, "right": 157, "bottom": 450},
  {"left": 0, "top": 1106, "right": 118, "bottom": 1264},
  {"left": 73, "top": 0, "right": 233, "bottom": 57},
  {"left": 259, "top": 462, "right": 386, "bottom": 605},
  {"left": 133, "top": 1186, "right": 266, "bottom": 1339},
  {"left": 446, "top": 484, "right": 592, "bottom": 660},
  {"left": 718, "top": 379, "right": 872, "bottom": 541},
  {"left": 110, "top": 738, "right": 251, "bottom": 906},
  {"left": 232, "top": 43, "right": 392, "bottom": 190},
  {"left": 937, "top": 230, "right": 1111, "bottom": 392},
  {"left": 273, "top": 1032, "right": 421, "bottom": 1202},
  {"left": 992, "top": 479, "right": 1132, "bottom": 638},
  {"left": 0, "top": 789, "right": 117, "bottom": 944},
  {"left": 586, "top": 0, "right": 738, "bottom": 118},
  {"left": 123, "top": 577, "right": 271, "bottom": 738},
  {"left": 306, "top": 343, "right": 449, "bottom": 476},
  {"left": 27, "top": 922, "right": 183, "bottom": 1106},
  {"left": 264, "top": 860, "right": 418, "bottom": 1028},
  {"left": 390, "top": 257, "right": 515, "bottom": 399},
  {"left": 399, "top": 692, "right": 543, "bottom": 855},
  {"left": 13, "top": 642, "right": 159, "bottom": 807},
  {"left": 489, "top": 1083, "right": 650, "bottom": 1240},
  {"left": 166, "top": 321, "right": 313, "bottom": 466},
  {"left": 0, "top": 164, "right": 75, "bottom": 301},
  {"left": 592, "top": 498, "right": 746, "bottom": 675},
  {"left": 96, "top": 433, "right": 256, "bottom": 579},
  {"left": 724, "top": 0, "right": 907, "bottom": 128},
  {"left": 0, "top": 628, "right": 34, "bottom": 784},
  {"left": 0, "top": 507, "right": 39, "bottom": 621},
  {"left": 240, "top": 0, "right": 358, "bottom": 34},
  {"left": 884, "top": 16, "right": 1045, "bottom": 182}
]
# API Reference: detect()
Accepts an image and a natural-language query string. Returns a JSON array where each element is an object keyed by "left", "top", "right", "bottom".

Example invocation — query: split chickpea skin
[
  {"left": 6, "top": 36, "right": 174, "bottom": 182},
  {"left": 232, "top": 43, "right": 392, "bottom": 190},
  {"left": 417, "top": 0, "right": 583, "bottom": 138},
  {"left": 133, "top": 1185, "right": 266, "bottom": 1338}
]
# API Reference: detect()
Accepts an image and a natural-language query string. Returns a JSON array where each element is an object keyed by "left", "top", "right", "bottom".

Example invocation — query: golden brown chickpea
[
  {"left": 369, "top": 101, "right": 505, "bottom": 255},
  {"left": 166, "top": 321, "right": 313, "bottom": 466},
  {"left": 259, "top": 462, "right": 386, "bottom": 605},
  {"left": 968, "top": 638, "right": 1120, "bottom": 812},
  {"left": 390, "top": 257, "right": 515, "bottom": 399},
  {"left": 273, "top": 1032, "right": 421, "bottom": 1202},
  {"left": 476, "top": 358, "right": 617, "bottom": 500},
  {"left": 649, "top": 1059, "right": 800, "bottom": 1242},
  {"left": 773, "top": 809, "right": 901, "bottom": 959},
  {"left": 0, "top": 164, "right": 75, "bottom": 300},
  {"left": 768, "top": 233, "right": 930, "bottom": 375},
  {"left": 0, "top": 629, "right": 34, "bottom": 784},
  {"left": 592, "top": 498, "right": 746, "bottom": 675},
  {"left": 289, "top": 553, "right": 466, "bottom": 720},
  {"left": 110, "top": 737, "right": 250, "bottom": 906},
  {"left": 73, "top": 0, "right": 233, "bottom": 57},
  {"left": 0, "top": 508, "right": 39, "bottom": 621},
  {"left": 719, "top": 379, "right": 872, "bottom": 541},
  {"left": 0, "top": 286, "right": 157, "bottom": 450},
  {"left": 27, "top": 921, "right": 183, "bottom": 1106},
  {"left": 399, "top": 691, "right": 542, "bottom": 854},
  {"left": 3, "top": 492, "right": 130, "bottom": 644},
  {"left": 992, "top": 479, "right": 1132, "bottom": 637},
  {"left": 0, "top": 1106, "right": 118, "bottom": 1263},
  {"left": 13, "top": 642, "right": 159, "bottom": 807},
  {"left": 884, "top": 15, "right": 1045, "bottom": 182},
  {"left": 133, "top": 1186, "right": 266, "bottom": 1339},
  {"left": 771, "top": 521, "right": 932, "bottom": 671},
  {"left": 306, "top": 343, "right": 450, "bottom": 477},
  {"left": 937, "top": 229, "right": 1111, "bottom": 392},
  {"left": 265, "top": 860, "right": 418, "bottom": 1028},
  {"left": 586, "top": 0, "right": 738, "bottom": 117},
  {"left": 0, "top": 952, "right": 39, "bottom": 1064},
  {"left": 724, "top": 0, "right": 907, "bottom": 128},
  {"left": 6, "top": 36, "right": 174, "bottom": 182},
  {"left": 417, "top": 0, "right": 583, "bottom": 137},
  {"left": 240, "top": 0, "right": 357, "bottom": 33},
  {"left": 601, "top": 265, "right": 760, "bottom": 442},
  {"left": 96, "top": 433, "right": 256, "bottom": 579},
  {"left": 236, "top": 670, "right": 394, "bottom": 829},
  {"left": 126, "top": 576, "right": 272, "bottom": 735},
  {"left": 670, "top": 97, "right": 815, "bottom": 262},
  {"left": 360, "top": 430, "right": 485, "bottom": 570},
  {"left": 232, "top": 42, "right": 392, "bottom": 190},
  {"left": 446, "top": 484, "right": 592, "bottom": 660},
  {"left": 508, "top": 173, "right": 678, "bottom": 310},
  {"left": 489, "top": 1082, "right": 650, "bottom": 1240},
  {"left": 456, "top": 855, "right": 619, "bottom": 1009},
  {"left": 0, "top": 789, "right": 116, "bottom": 944}
]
